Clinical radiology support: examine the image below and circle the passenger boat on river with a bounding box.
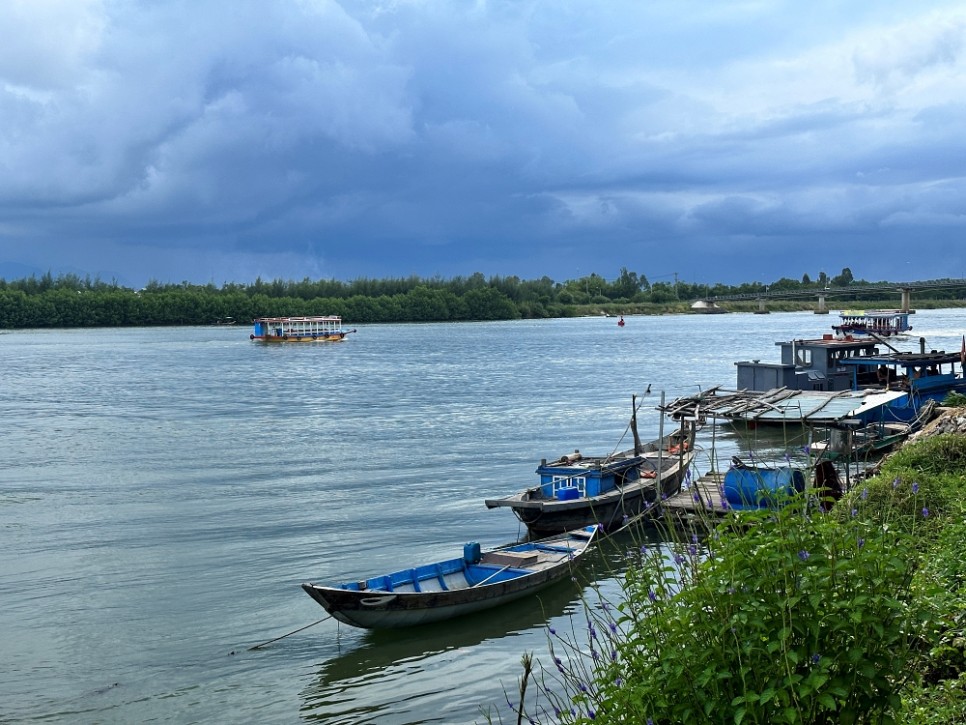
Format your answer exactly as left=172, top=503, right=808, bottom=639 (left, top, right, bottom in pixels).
left=250, top=316, right=356, bottom=342
left=832, top=309, right=913, bottom=338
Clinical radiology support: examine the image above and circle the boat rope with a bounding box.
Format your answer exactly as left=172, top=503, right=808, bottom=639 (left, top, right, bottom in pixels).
left=247, top=616, right=331, bottom=651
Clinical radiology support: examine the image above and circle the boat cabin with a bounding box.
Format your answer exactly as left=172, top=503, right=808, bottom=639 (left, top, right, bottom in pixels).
left=735, top=337, right=882, bottom=393
left=535, top=451, right=644, bottom=500
left=841, top=349, right=966, bottom=402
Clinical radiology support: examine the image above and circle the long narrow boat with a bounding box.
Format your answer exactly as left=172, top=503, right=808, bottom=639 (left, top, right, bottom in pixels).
left=250, top=315, right=356, bottom=342
left=484, top=419, right=697, bottom=537
left=301, top=525, right=598, bottom=629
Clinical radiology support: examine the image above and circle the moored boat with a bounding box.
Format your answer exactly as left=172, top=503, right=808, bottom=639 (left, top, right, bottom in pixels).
left=484, top=413, right=697, bottom=537
left=735, top=334, right=966, bottom=423
left=250, top=315, right=356, bottom=342
left=301, top=525, right=599, bottom=629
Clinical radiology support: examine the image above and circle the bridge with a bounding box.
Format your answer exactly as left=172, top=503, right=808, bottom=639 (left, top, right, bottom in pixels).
left=703, top=278, right=966, bottom=314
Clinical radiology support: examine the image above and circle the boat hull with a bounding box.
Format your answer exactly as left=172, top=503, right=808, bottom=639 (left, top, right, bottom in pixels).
left=301, top=527, right=597, bottom=629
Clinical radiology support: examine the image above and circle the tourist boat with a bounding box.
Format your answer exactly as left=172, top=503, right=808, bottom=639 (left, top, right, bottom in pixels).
left=484, top=412, right=697, bottom=537
left=300, top=525, right=599, bottom=629
left=250, top=316, right=356, bottom=342
left=832, top=309, right=913, bottom=338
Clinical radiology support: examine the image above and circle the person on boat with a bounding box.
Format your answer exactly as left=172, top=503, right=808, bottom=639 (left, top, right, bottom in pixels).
left=876, top=366, right=893, bottom=387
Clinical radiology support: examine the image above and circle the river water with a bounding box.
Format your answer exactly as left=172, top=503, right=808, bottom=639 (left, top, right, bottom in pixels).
left=3, top=309, right=965, bottom=723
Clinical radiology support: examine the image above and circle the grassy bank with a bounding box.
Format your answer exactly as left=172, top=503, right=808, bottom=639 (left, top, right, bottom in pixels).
left=499, top=413, right=966, bottom=724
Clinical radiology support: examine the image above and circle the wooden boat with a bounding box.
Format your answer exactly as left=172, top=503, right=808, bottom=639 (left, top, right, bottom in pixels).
left=301, top=525, right=599, bottom=629
left=484, top=413, right=696, bottom=537
left=250, top=315, right=356, bottom=342
left=734, top=334, right=966, bottom=423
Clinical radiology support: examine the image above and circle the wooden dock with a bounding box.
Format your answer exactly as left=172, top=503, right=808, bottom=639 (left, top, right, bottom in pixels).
left=663, top=471, right=730, bottom=522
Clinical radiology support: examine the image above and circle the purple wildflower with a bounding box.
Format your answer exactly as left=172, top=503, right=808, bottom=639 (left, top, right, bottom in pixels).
left=720, top=498, right=730, bottom=510
left=861, top=488, right=869, bottom=500
left=893, top=477, right=900, bottom=489
left=912, top=482, right=919, bottom=494
left=674, top=553, right=684, bottom=565
left=799, top=550, right=810, bottom=561
left=851, top=508, right=858, bottom=518
left=923, top=507, right=930, bottom=518
left=811, top=653, right=821, bottom=665
left=549, top=627, right=556, bottom=635
left=648, top=589, right=657, bottom=602
left=858, top=538, right=865, bottom=549
left=688, top=544, right=697, bottom=556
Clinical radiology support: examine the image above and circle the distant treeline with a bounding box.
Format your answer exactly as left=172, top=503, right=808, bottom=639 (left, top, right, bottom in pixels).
left=1, top=268, right=965, bottom=328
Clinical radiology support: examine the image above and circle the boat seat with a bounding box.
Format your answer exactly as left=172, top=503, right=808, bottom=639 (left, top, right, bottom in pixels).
left=434, top=564, right=449, bottom=590
left=534, top=544, right=575, bottom=554
left=410, top=569, right=421, bottom=593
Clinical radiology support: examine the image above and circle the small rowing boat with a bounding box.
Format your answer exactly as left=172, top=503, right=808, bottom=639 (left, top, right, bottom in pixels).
left=301, top=525, right=599, bottom=629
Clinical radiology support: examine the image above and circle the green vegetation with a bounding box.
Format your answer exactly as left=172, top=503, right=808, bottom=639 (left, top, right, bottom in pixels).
left=503, top=433, right=966, bottom=724
left=2, top=267, right=966, bottom=328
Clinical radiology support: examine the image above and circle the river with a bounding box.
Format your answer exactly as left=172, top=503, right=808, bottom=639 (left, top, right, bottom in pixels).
left=3, top=309, right=965, bottom=723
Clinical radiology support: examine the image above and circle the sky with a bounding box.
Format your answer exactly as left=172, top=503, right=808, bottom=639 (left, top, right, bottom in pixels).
left=1, top=0, right=965, bottom=289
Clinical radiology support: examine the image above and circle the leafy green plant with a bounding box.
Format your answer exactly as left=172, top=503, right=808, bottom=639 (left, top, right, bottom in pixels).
left=512, top=480, right=935, bottom=724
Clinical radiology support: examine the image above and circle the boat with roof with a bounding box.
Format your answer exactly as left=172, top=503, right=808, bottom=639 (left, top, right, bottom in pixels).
left=484, top=399, right=697, bottom=537
left=734, top=333, right=966, bottom=422
left=832, top=309, right=913, bottom=338
left=250, top=315, right=356, bottom=342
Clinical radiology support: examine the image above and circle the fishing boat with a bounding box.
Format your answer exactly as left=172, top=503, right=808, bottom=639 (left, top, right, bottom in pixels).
left=832, top=309, right=913, bottom=338
left=301, top=525, right=599, bottom=629
left=484, top=407, right=697, bottom=536
left=250, top=315, right=356, bottom=342
left=735, top=334, right=966, bottom=423
left=807, top=420, right=914, bottom=462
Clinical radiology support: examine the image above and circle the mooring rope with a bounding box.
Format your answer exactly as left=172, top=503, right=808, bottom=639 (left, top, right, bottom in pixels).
left=246, top=616, right=332, bottom=651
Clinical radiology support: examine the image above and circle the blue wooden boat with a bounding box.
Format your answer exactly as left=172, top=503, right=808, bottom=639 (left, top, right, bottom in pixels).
left=301, top=525, right=599, bottom=629
left=735, top=335, right=966, bottom=422
left=484, top=425, right=695, bottom=537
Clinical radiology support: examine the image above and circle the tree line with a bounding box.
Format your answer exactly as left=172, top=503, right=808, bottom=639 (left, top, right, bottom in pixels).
left=1, top=268, right=964, bottom=328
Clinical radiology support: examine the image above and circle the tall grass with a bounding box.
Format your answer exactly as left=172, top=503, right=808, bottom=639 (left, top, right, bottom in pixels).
left=496, top=432, right=966, bottom=724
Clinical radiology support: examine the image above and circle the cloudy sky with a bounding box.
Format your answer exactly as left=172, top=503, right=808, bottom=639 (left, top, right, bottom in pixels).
left=1, top=1, right=965, bottom=288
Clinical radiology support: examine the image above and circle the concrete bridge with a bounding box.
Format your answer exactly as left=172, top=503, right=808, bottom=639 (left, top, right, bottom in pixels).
left=703, top=279, right=966, bottom=314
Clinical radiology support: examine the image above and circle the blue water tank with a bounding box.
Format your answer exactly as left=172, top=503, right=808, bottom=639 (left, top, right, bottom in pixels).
left=556, top=486, right=580, bottom=501
left=723, top=467, right=805, bottom=510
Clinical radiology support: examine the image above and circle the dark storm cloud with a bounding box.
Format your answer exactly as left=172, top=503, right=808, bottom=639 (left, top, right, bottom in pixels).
left=0, top=1, right=965, bottom=287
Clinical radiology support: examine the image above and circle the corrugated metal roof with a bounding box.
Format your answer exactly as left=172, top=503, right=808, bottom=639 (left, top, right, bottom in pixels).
left=662, top=387, right=908, bottom=425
